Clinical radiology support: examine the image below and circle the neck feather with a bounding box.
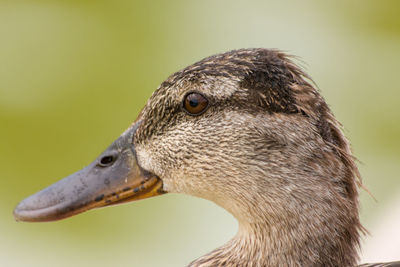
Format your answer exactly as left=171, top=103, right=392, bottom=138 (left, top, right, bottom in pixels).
left=186, top=109, right=363, bottom=266
left=189, top=194, right=361, bottom=267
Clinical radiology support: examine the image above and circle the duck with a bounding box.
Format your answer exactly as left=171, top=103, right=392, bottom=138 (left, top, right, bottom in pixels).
left=13, top=48, right=400, bottom=267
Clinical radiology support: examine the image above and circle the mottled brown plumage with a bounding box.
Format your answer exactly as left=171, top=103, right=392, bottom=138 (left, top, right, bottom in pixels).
left=133, top=48, right=397, bottom=266
left=14, top=48, right=400, bottom=267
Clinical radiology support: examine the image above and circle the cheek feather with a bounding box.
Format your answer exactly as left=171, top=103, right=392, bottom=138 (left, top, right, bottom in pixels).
left=135, top=146, right=159, bottom=177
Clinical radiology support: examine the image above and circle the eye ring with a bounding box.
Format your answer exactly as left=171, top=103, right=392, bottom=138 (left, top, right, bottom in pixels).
left=182, top=92, right=209, bottom=116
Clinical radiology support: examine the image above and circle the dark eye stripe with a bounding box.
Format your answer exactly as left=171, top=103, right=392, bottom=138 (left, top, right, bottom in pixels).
left=183, top=92, right=209, bottom=115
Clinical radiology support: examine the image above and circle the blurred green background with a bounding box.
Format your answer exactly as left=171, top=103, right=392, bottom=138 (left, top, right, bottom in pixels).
left=1, top=1, right=399, bottom=266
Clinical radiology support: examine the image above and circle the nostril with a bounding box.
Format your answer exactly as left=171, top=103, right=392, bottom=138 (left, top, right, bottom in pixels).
left=98, top=154, right=117, bottom=167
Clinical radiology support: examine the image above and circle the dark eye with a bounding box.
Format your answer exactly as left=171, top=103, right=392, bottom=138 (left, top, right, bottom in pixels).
left=183, top=92, right=209, bottom=115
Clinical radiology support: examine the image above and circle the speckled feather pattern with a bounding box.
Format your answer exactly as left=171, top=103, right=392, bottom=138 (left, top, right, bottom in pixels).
left=131, top=48, right=375, bottom=266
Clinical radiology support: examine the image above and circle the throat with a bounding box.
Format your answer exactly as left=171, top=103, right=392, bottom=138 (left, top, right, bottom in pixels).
left=188, top=223, right=273, bottom=267
left=189, top=216, right=360, bottom=267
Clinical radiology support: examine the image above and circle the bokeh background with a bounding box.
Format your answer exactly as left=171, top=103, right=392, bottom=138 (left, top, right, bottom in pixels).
left=1, top=1, right=399, bottom=266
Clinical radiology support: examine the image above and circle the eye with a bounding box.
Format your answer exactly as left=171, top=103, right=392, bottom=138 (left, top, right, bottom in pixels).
left=183, top=92, right=209, bottom=115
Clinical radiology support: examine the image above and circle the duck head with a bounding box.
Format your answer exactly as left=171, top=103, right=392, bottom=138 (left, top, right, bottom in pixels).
left=14, top=48, right=363, bottom=266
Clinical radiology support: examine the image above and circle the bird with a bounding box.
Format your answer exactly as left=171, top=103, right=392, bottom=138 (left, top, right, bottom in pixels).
left=14, top=48, right=400, bottom=267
